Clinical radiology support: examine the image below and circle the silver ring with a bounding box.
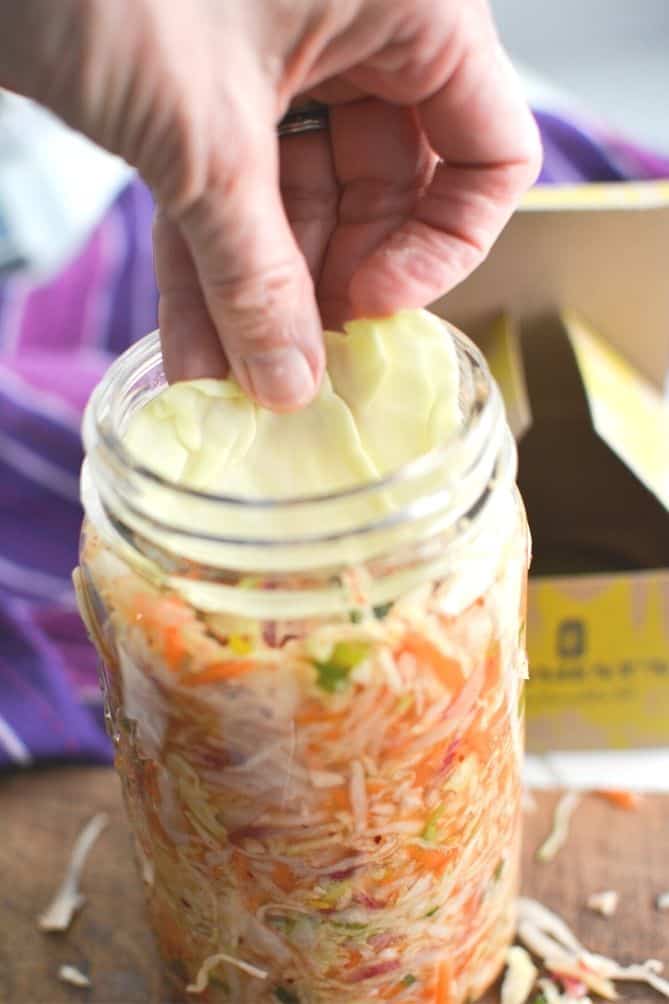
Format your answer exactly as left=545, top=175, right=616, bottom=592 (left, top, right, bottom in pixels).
left=278, top=103, right=330, bottom=138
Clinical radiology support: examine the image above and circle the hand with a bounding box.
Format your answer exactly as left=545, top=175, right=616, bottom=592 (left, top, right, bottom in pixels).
left=0, top=0, right=541, bottom=410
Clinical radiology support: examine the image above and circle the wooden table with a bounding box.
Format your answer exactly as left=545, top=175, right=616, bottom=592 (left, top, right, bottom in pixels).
left=1, top=768, right=667, bottom=1003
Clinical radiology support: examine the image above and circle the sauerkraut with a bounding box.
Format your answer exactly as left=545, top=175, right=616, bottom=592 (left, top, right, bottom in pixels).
left=77, top=498, right=528, bottom=1004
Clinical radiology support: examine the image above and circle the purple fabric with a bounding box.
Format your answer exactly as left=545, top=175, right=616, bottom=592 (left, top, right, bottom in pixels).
left=535, top=111, right=628, bottom=184
left=0, top=181, right=157, bottom=766
left=0, top=113, right=668, bottom=768
left=534, top=109, right=669, bottom=183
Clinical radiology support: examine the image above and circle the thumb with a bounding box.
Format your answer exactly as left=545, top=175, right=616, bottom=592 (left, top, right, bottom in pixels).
left=174, top=122, right=325, bottom=411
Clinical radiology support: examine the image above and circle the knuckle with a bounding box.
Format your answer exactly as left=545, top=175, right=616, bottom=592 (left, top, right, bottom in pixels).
left=142, top=92, right=212, bottom=211
left=281, top=185, right=339, bottom=224
left=151, top=90, right=266, bottom=215
left=340, top=177, right=426, bottom=225
left=205, top=262, right=309, bottom=348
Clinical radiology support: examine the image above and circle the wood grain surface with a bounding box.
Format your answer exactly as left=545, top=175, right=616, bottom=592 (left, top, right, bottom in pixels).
left=1, top=768, right=667, bottom=1004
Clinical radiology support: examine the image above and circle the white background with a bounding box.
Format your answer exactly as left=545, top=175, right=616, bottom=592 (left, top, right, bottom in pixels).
left=492, top=0, right=669, bottom=153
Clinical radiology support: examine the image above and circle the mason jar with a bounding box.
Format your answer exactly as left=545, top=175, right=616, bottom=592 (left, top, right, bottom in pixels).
left=75, top=323, right=529, bottom=1004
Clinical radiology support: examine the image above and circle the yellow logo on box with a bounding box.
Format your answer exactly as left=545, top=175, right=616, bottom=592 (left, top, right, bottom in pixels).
left=526, top=573, right=669, bottom=751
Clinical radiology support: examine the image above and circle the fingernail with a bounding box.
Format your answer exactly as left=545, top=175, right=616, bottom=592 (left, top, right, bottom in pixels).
left=245, top=346, right=316, bottom=409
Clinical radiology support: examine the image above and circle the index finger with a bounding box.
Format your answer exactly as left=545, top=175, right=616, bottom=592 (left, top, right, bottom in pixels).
left=348, top=20, right=542, bottom=315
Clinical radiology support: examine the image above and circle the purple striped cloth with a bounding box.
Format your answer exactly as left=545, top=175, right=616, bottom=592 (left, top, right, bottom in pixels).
left=0, top=182, right=158, bottom=765
left=0, top=113, right=668, bottom=768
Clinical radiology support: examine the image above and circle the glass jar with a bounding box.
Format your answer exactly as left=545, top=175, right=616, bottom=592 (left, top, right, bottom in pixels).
left=75, top=325, right=529, bottom=1004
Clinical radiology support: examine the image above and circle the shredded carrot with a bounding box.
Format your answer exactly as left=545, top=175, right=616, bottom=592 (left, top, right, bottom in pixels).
left=163, top=625, right=185, bottom=669
left=296, top=701, right=347, bottom=727
left=406, top=845, right=449, bottom=874
left=378, top=980, right=406, bottom=1000
left=179, top=660, right=255, bottom=686
left=272, top=862, right=296, bottom=893
left=594, top=789, right=642, bottom=811
left=483, top=643, right=502, bottom=690
left=328, top=787, right=350, bottom=812
left=412, top=753, right=442, bottom=789
left=400, top=636, right=462, bottom=690
left=464, top=730, right=492, bottom=763
left=435, top=961, right=452, bottom=1004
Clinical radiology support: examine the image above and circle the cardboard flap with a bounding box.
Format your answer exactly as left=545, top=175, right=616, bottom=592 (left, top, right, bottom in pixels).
left=475, top=315, right=531, bottom=440
left=521, top=314, right=592, bottom=427
left=432, top=183, right=669, bottom=391
left=564, top=312, right=669, bottom=510
left=514, top=316, right=669, bottom=576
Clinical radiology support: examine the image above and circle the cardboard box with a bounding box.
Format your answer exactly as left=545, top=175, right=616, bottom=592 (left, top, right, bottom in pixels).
left=441, top=181, right=669, bottom=392
left=432, top=182, right=669, bottom=752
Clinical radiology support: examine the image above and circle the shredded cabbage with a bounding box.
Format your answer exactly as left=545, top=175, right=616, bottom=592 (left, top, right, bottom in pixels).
left=501, top=946, right=537, bottom=1004
left=78, top=499, right=529, bottom=1003
left=58, top=965, right=91, bottom=988
left=187, top=951, right=268, bottom=993
left=586, top=890, right=618, bottom=918
left=38, top=813, right=108, bottom=932
left=536, top=793, right=581, bottom=864
left=517, top=898, right=669, bottom=1000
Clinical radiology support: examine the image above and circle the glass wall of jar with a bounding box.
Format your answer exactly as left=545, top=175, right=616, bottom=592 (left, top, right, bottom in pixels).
left=75, top=325, right=529, bottom=1004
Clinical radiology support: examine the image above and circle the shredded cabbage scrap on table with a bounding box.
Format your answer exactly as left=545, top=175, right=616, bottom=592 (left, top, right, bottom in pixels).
left=586, top=891, right=619, bottom=918
left=38, top=813, right=109, bottom=932
left=58, top=965, right=91, bottom=988
left=536, top=793, right=582, bottom=864
left=500, top=897, right=669, bottom=1002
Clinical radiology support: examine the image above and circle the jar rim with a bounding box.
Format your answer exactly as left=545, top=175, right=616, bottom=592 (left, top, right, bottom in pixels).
left=83, top=323, right=504, bottom=511
left=80, top=321, right=518, bottom=607
left=80, top=321, right=518, bottom=603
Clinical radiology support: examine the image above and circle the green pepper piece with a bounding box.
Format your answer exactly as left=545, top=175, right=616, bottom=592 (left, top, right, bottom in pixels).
left=373, top=602, right=393, bottom=620
left=421, top=802, right=446, bottom=842
left=314, top=642, right=369, bottom=693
